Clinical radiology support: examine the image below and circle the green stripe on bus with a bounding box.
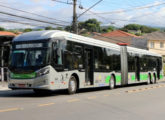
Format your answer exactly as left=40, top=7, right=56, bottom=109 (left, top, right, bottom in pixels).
left=140, top=74, right=148, bottom=81
left=105, top=76, right=111, bottom=83
left=160, top=74, right=163, bottom=79
left=10, top=72, right=36, bottom=79
left=131, top=75, right=136, bottom=81
left=116, top=75, right=121, bottom=83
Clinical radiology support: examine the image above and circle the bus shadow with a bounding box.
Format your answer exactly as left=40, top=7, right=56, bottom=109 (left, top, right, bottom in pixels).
left=0, top=82, right=148, bottom=98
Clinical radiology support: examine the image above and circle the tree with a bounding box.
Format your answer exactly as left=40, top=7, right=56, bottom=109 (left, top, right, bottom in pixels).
left=124, top=24, right=141, bottom=31
left=23, top=28, right=33, bottom=32
left=101, top=26, right=115, bottom=33
left=45, top=26, right=54, bottom=30
left=56, top=27, right=63, bottom=30
left=0, top=27, right=5, bottom=31
left=78, top=19, right=101, bottom=32
left=140, top=25, right=158, bottom=33
left=120, top=24, right=159, bottom=34
left=65, top=26, right=72, bottom=32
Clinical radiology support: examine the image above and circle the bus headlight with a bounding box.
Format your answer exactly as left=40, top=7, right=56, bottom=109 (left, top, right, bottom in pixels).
left=36, top=67, right=50, bottom=77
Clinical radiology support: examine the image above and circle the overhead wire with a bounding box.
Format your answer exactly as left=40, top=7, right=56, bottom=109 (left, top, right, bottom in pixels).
left=93, top=1, right=165, bottom=15
left=0, top=18, right=50, bottom=27
left=0, top=3, right=70, bottom=24
left=0, top=11, right=67, bottom=27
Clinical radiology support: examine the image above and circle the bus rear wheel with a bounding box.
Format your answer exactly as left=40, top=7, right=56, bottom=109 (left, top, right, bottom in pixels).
left=109, top=76, right=115, bottom=89
left=68, top=76, right=77, bottom=94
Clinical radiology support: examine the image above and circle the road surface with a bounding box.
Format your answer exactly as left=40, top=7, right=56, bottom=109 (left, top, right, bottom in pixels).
left=0, top=81, right=165, bottom=120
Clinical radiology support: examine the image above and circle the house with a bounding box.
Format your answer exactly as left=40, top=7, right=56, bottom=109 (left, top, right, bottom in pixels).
left=142, top=31, right=165, bottom=62
left=92, top=30, right=147, bottom=49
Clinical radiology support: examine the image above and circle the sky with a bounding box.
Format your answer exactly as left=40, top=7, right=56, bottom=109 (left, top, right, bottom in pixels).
left=0, top=0, right=165, bottom=29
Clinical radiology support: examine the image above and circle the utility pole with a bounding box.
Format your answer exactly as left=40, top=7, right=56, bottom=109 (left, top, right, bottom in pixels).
left=72, top=0, right=78, bottom=34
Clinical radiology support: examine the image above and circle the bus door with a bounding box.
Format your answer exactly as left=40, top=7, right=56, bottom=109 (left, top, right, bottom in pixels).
left=84, top=48, right=94, bottom=85
left=156, top=58, right=160, bottom=79
left=135, top=56, right=140, bottom=81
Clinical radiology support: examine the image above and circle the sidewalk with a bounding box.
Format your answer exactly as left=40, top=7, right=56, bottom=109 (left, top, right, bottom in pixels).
left=0, top=82, right=10, bottom=91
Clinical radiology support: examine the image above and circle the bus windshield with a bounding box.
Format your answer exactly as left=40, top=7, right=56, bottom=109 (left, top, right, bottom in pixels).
left=10, top=49, right=50, bottom=69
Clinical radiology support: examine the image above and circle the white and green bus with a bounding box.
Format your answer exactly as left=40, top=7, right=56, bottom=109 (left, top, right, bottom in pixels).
left=8, top=30, right=163, bottom=94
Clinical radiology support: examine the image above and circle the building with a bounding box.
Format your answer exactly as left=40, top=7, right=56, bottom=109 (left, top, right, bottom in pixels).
left=92, top=30, right=147, bottom=49
left=0, top=31, right=16, bottom=81
left=142, top=31, right=165, bottom=62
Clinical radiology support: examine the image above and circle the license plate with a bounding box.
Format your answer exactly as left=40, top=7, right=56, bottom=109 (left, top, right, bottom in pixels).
left=18, top=84, right=25, bottom=88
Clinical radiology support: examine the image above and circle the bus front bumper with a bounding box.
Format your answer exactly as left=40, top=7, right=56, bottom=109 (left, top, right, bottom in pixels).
left=8, top=76, right=50, bottom=90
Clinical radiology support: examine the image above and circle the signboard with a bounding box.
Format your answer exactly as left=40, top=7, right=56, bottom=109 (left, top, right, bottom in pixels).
left=16, top=43, right=42, bottom=49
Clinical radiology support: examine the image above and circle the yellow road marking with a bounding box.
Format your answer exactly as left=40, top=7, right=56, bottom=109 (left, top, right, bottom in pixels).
left=88, top=96, right=97, bottom=99
left=38, top=103, right=55, bottom=107
left=67, top=99, right=80, bottom=103
left=126, top=84, right=165, bottom=93
left=0, top=108, right=21, bottom=113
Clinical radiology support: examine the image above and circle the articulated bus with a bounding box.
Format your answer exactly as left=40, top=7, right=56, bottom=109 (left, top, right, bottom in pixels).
left=8, top=30, right=163, bottom=94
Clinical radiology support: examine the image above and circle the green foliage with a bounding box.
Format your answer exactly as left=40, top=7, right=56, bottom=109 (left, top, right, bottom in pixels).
left=65, top=26, right=72, bottom=32
left=45, top=26, right=54, bottom=30
left=140, top=25, right=158, bottom=33
left=135, top=33, right=142, bottom=36
left=101, top=26, right=115, bottom=33
left=124, top=24, right=141, bottom=31
left=23, top=28, right=33, bottom=32
left=0, top=27, right=5, bottom=31
left=78, top=19, right=101, bottom=32
left=35, top=29, right=44, bottom=31
left=56, top=27, right=63, bottom=30
left=121, top=24, right=159, bottom=34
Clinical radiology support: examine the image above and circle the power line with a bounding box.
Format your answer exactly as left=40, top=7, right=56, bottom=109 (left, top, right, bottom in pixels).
left=77, top=0, right=103, bottom=18
left=0, top=3, right=70, bottom=24
left=52, top=0, right=73, bottom=5
left=91, top=2, right=165, bottom=15
left=0, top=18, right=49, bottom=27
left=0, top=11, right=67, bottom=27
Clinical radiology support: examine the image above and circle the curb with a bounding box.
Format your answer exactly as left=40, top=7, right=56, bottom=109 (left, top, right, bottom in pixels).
left=0, top=83, right=10, bottom=91
left=0, top=88, right=10, bottom=91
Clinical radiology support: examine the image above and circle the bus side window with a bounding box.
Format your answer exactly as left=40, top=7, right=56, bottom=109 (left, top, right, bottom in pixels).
left=63, top=41, right=73, bottom=70
left=64, top=51, right=73, bottom=70
left=72, top=44, right=83, bottom=69
left=52, top=41, right=62, bottom=65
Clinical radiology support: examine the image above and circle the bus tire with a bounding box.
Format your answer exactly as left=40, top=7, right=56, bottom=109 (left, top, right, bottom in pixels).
left=68, top=76, right=77, bottom=94
left=109, top=75, right=115, bottom=89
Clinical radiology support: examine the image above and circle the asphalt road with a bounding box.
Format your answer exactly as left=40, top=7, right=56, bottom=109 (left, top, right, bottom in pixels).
left=1, top=81, right=165, bottom=120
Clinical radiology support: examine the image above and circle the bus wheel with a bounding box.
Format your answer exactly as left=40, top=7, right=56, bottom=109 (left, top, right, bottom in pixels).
left=68, top=76, right=77, bottom=94
left=109, top=76, right=115, bottom=89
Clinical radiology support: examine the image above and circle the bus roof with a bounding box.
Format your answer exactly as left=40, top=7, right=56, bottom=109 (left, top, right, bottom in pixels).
left=13, top=30, right=161, bottom=57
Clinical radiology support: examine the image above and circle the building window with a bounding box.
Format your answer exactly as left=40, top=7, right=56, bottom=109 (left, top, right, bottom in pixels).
left=150, top=42, right=154, bottom=48
left=160, top=42, right=164, bottom=48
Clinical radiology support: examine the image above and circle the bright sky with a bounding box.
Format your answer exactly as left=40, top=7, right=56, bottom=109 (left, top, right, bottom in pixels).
left=0, top=0, right=165, bottom=29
